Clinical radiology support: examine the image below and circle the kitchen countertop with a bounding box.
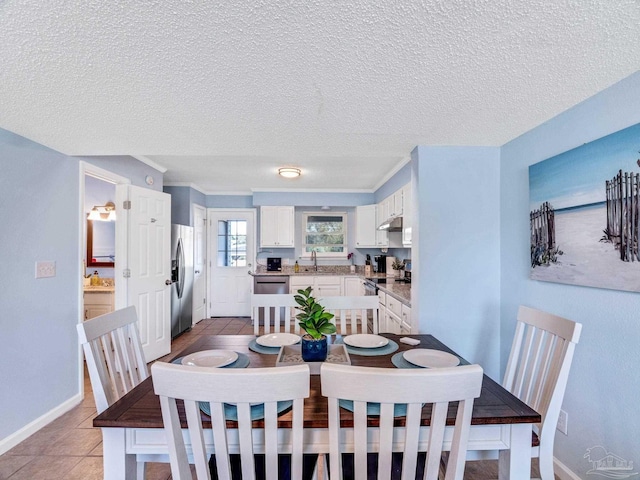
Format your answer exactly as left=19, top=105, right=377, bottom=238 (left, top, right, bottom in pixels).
left=83, top=285, right=115, bottom=292
left=369, top=278, right=411, bottom=307
left=250, top=268, right=411, bottom=307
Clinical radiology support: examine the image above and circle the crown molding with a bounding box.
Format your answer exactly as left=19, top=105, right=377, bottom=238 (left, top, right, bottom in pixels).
left=131, top=155, right=168, bottom=173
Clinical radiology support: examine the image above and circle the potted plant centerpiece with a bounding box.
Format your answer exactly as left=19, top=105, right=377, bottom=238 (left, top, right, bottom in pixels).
left=391, top=258, right=404, bottom=278
left=294, top=286, right=336, bottom=362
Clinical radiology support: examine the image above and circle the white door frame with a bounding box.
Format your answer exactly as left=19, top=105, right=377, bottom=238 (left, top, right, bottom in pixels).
left=206, top=208, right=257, bottom=317
left=78, top=162, right=130, bottom=396
left=192, top=203, right=207, bottom=324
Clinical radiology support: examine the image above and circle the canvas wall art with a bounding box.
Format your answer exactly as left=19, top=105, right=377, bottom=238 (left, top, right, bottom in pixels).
left=529, top=122, right=640, bottom=293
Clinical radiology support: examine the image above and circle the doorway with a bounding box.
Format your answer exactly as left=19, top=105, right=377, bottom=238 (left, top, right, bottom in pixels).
left=207, top=209, right=256, bottom=317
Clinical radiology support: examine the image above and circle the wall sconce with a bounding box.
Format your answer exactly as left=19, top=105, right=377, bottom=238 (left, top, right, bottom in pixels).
left=88, top=202, right=116, bottom=221
left=278, top=167, right=301, bottom=178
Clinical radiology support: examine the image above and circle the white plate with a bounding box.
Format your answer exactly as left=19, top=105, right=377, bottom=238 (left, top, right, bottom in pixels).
left=181, top=350, right=238, bottom=368
left=256, top=333, right=301, bottom=347
left=403, top=349, right=460, bottom=368
left=343, top=334, right=389, bottom=349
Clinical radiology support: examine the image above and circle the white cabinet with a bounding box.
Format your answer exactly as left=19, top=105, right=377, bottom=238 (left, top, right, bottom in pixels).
left=84, top=291, right=115, bottom=320
left=356, top=203, right=389, bottom=248
left=316, top=276, right=342, bottom=297
left=391, top=189, right=403, bottom=217
left=355, top=205, right=378, bottom=248
left=260, top=206, right=294, bottom=247
left=374, top=203, right=389, bottom=247
left=344, top=276, right=365, bottom=296
left=401, top=303, right=412, bottom=334
left=289, top=275, right=343, bottom=297
left=402, top=183, right=412, bottom=247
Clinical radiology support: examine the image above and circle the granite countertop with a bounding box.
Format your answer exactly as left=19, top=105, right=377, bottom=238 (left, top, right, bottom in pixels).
left=251, top=265, right=362, bottom=276
left=374, top=280, right=411, bottom=307
left=250, top=267, right=411, bottom=306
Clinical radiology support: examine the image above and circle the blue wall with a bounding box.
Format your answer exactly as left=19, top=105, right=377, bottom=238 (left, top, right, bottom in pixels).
left=0, top=131, right=79, bottom=440
left=0, top=128, right=163, bottom=449
left=500, top=71, right=640, bottom=475
left=414, top=146, right=501, bottom=378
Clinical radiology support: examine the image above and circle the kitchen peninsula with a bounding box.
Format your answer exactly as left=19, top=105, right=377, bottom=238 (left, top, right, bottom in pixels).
left=250, top=266, right=412, bottom=333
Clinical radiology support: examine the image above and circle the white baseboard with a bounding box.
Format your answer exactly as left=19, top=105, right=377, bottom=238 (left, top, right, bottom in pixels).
left=0, top=394, right=83, bottom=455
left=554, top=456, right=582, bottom=480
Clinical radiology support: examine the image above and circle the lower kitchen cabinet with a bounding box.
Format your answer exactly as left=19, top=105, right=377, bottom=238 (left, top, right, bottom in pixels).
left=289, top=275, right=343, bottom=297
left=344, top=276, right=365, bottom=296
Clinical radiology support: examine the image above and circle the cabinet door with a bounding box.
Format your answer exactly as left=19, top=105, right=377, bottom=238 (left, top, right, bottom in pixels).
left=260, top=206, right=279, bottom=247
left=401, top=304, right=412, bottom=333
left=355, top=205, right=377, bottom=248
left=275, top=206, right=294, bottom=246
left=393, top=189, right=403, bottom=216
left=375, top=203, right=389, bottom=247
left=289, top=276, right=313, bottom=294
left=344, top=276, right=364, bottom=296
left=260, top=206, right=294, bottom=247
left=316, top=276, right=342, bottom=297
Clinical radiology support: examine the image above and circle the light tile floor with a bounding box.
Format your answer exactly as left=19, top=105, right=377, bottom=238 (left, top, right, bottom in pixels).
left=0, top=317, right=543, bottom=479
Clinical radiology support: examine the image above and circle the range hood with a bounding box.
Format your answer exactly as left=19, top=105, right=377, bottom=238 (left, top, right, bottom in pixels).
left=378, top=216, right=403, bottom=232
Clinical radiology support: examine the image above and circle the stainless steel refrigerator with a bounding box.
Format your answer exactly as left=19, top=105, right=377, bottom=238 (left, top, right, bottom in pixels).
left=170, top=224, right=194, bottom=338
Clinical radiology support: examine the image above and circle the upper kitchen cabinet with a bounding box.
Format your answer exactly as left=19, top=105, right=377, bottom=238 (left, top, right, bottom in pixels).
left=355, top=204, right=388, bottom=248
left=260, top=206, right=295, bottom=247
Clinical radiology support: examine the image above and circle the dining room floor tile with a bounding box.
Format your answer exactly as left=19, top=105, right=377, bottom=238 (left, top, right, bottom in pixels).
left=0, top=316, right=548, bottom=479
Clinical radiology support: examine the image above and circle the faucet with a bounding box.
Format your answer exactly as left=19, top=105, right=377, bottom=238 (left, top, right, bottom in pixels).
left=311, top=250, right=317, bottom=271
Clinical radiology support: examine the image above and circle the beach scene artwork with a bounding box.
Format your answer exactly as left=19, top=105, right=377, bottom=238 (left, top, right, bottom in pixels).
left=529, top=122, right=640, bottom=293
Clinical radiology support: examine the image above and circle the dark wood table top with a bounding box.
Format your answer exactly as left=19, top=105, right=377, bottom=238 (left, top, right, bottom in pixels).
left=94, top=334, right=540, bottom=430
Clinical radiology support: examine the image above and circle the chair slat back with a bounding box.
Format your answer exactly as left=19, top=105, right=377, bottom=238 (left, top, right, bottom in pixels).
left=503, top=306, right=582, bottom=440
left=77, top=306, right=148, bottom=413
left=321, top=363, right=483, bottom=480
left=321, top=295, right=380, bottom=335
left=152, top=363, right=310, bottom=480
left=250, top=294, right=300, bottom=335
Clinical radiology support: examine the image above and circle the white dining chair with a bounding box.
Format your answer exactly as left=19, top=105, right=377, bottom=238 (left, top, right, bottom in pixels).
left=152, top=362, right=311, bottom=480
left=76, top=305, right=149, bottom=478
left=250, top=293, right=300, bottom=335
left=500, top=305, right=582, bottom=480
left=321, top=362, right=484, bottom=480
left=321, top=295, right=380, bottom=335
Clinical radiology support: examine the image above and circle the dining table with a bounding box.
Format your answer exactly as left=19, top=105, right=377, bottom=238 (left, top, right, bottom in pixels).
left=94, top=333, right=540, bottom=479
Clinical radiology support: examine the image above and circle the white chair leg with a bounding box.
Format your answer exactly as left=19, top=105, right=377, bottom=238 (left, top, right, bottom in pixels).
left=136, top=460, right=146, bottom=480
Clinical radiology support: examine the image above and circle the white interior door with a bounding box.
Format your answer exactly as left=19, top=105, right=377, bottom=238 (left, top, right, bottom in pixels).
left=207, top=209, right=255, bottom=317
left=116, top=184, right=172, bottom=361
left=192, top=204, right=207, bottom=324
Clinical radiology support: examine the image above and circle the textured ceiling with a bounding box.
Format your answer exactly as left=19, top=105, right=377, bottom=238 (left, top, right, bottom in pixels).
left=1, top=1, right=639, bottom=193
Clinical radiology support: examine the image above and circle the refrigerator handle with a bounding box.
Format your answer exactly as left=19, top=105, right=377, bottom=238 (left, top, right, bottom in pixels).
left=177, top=238, right=184, bottom=298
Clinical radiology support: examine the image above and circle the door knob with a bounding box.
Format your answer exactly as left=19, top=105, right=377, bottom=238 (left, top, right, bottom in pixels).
left=165, top=279, right=172, bottom=285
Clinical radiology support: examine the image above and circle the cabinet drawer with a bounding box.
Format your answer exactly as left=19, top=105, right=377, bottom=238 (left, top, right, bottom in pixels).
left=377, top=290, right=386, bottom=306
left=386, top=295, right=403, bottom=318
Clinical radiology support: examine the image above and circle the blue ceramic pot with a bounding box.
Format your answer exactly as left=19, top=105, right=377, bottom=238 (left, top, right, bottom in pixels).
left=301, top=335, right=328, bottom=362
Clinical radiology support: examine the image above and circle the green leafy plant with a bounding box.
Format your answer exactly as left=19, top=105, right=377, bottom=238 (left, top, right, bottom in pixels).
left=391, top=259, right=404, bottom=270
left=294, top=286, right=336, bottom=340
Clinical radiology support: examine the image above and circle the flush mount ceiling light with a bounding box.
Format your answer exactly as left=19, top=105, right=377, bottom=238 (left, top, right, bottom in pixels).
left=278, top=167, right=301, bottom=178
left=88, top=201, right=116, bottom=221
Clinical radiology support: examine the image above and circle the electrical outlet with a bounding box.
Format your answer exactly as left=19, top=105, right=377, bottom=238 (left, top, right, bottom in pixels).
left=557, top=409, right=568, bottom=435
left=35, top=261, right=56, bottom=279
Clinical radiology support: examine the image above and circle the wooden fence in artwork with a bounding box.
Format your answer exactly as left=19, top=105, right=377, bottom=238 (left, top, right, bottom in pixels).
left=606, top=170, right=640, bottom=262
left=530, top=202, right=555, bottom=253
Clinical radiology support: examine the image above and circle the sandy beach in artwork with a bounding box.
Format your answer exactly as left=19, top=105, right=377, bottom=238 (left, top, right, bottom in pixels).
left=530, top=205, right=640, bottom=292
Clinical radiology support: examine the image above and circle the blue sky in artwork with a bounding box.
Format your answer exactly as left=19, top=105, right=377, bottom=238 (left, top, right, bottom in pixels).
left=529, top=123, right=640, bottom=210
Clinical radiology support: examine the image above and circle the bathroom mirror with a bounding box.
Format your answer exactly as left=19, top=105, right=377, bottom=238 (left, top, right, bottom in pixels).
left=87, top=219, right=115, bottom=267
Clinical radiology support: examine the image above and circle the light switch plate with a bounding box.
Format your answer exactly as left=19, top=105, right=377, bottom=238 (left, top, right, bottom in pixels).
left=35, top=261, right=56, bottom=278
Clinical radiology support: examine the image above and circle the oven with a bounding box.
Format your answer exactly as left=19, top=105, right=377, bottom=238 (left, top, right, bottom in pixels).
left=363, top=279, right=378, bottom=297
left=363, top=279, right=378, bottom=333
